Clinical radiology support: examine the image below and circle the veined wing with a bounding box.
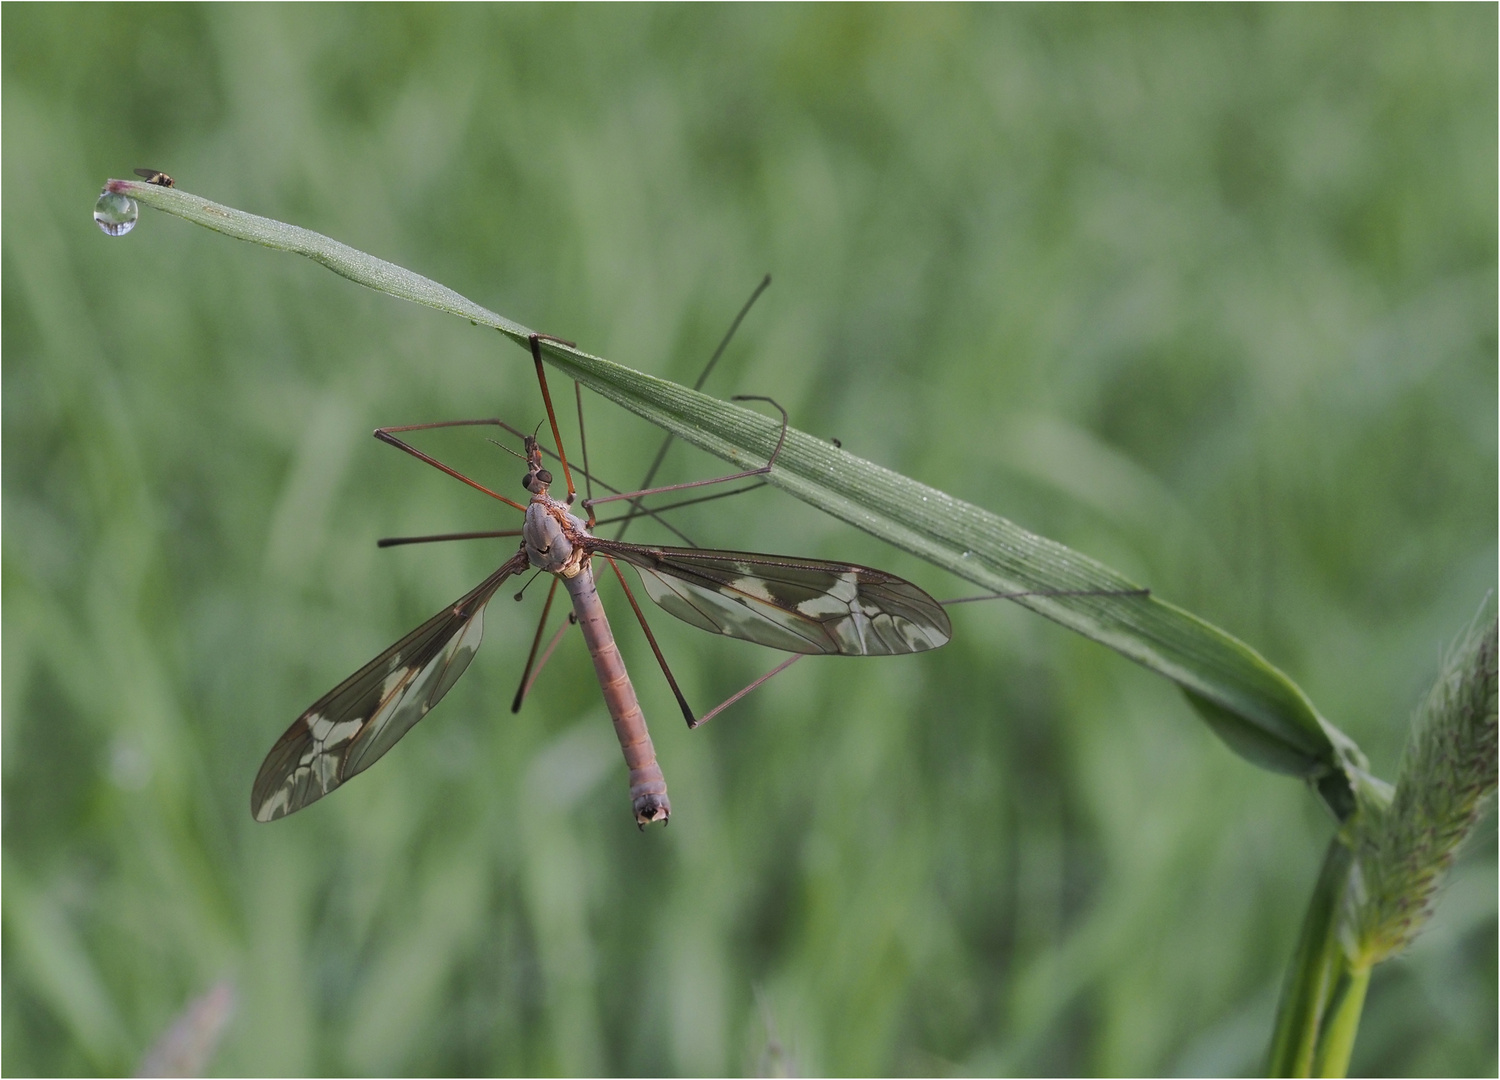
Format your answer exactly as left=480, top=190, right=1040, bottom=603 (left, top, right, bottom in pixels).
left=251, top=552, right=530, bottom=822
left=591, top=540, right=951, bottom=656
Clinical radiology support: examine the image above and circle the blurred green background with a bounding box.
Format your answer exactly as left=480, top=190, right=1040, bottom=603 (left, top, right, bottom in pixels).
left=3, top=5, right=1495, bottom=1076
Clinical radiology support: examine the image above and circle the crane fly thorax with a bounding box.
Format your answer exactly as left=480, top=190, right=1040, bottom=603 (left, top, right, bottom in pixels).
left=523, top=496, right=591, bottom=577
left=518, top=433, right=591, bottom=577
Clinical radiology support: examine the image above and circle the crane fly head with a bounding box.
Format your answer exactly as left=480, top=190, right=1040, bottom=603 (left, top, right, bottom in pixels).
left=520, top=435, right=553, bottom=494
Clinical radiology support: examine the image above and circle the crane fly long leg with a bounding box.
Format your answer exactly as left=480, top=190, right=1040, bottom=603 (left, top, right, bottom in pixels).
left=512, top=577, right=561, bottom=713
left=692, top=653, right=804, bottom=730
left=941, top=587, right=1151, bottom=606
left=378, top=528, right=525, bottom=548
left=584, top=395, right=789, bottom=510
left=571, top=377, right=598, bottom=528
left=517, top=611, right=578, bottom=710
left=575, top=381, right=594, bottom=508
left=602, top=555, right=697, bottom=728
left=527, top=333, right=578, bottom=503
left=673, top=587, right=1152, bottom=730
left=568, top=372, right=764, bottom=538
left=590, top=481, right=767, bottom=532
left=374, top=420, right=527, bottom=512
left=692, top=274, right=772, bottom=395
left=615, top=274, right=772, bottom=541
left=546, top=304, right=770, bottom=541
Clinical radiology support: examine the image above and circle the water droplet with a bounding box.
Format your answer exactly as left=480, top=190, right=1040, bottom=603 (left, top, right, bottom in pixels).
left=94, top=189, right=138, bottom=236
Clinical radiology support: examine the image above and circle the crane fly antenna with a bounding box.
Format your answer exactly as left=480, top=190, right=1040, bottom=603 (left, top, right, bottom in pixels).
left=615, top=274, right=771, bottom=540
left=486, top=438, right=528, bottom=462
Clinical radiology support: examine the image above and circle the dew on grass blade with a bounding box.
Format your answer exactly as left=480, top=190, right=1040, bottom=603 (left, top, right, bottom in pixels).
left=94, top=189, right=138, bottom=236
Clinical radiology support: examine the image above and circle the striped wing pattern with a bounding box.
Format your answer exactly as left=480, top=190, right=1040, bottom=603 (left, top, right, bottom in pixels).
left=251, top=553, right=529, bottom=822
left=593, top=541, right=951, bottom=656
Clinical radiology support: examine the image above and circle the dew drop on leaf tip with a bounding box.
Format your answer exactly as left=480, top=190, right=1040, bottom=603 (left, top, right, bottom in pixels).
left=94, top=189, right=138, bottom=236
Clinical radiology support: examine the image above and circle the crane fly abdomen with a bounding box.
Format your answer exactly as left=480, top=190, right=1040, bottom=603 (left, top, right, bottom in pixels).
left=564, top=565, right=670, bottom=825
left=524, top=479, right=669, bottom=825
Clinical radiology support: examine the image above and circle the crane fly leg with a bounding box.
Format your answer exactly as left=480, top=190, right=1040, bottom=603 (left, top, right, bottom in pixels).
left=377, top=528, right=525, bottom=549
left=590, top=481, right=769, bottom=535
left=940, top=587, right=1152, bottom=605
left=527, top=333, right=578, bottom=503
left=373, top=419, right=528, bottom=512
left=691, top=653, right=805, bottom=729
left=583, top=394, right=789, bottom=513
left=601, top=556, right=697, bottom=728
left=680, top=589, right=1153, bottom=731
left=521, top=613, right=578, bottom=708
left=512, top=577, right=561, bottom=713
left=512, top=577, right=582, bottom=713
left=575, top=381, right=594, bottom=509
left=614, top=274, right=771, bottom=541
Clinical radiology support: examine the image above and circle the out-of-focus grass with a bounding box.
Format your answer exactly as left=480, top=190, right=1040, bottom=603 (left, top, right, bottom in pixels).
left=3, top=6, right=1494, bottom=1076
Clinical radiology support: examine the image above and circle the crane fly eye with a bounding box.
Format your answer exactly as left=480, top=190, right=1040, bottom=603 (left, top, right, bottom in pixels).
left=522, top=472, right=535, bottom=490
left=536, top=468, right=553, bottom=485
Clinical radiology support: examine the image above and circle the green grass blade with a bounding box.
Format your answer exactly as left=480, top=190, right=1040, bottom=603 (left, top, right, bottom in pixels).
left=1266, top=837, right=1355, bottom=1077
left=1312, top=966, right=1370, bottom=1079
left=105, top=179, right=532, bottom=339
left=114, top=180, right=1356, bottom=811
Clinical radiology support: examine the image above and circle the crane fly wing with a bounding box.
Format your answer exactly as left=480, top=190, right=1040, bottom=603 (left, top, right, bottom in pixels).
left=591, top=541, right=951, bottom=656
left=251, top=552, right=529, bottom=822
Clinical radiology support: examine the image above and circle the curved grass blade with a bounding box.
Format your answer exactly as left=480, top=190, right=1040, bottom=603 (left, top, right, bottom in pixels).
left=114, top=179, right=1361, bottom=815
left=105, top=178, right=531, bottom=339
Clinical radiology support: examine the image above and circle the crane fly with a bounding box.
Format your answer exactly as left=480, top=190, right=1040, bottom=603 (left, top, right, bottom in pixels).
left=251, top=333, right=952, bottom=826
